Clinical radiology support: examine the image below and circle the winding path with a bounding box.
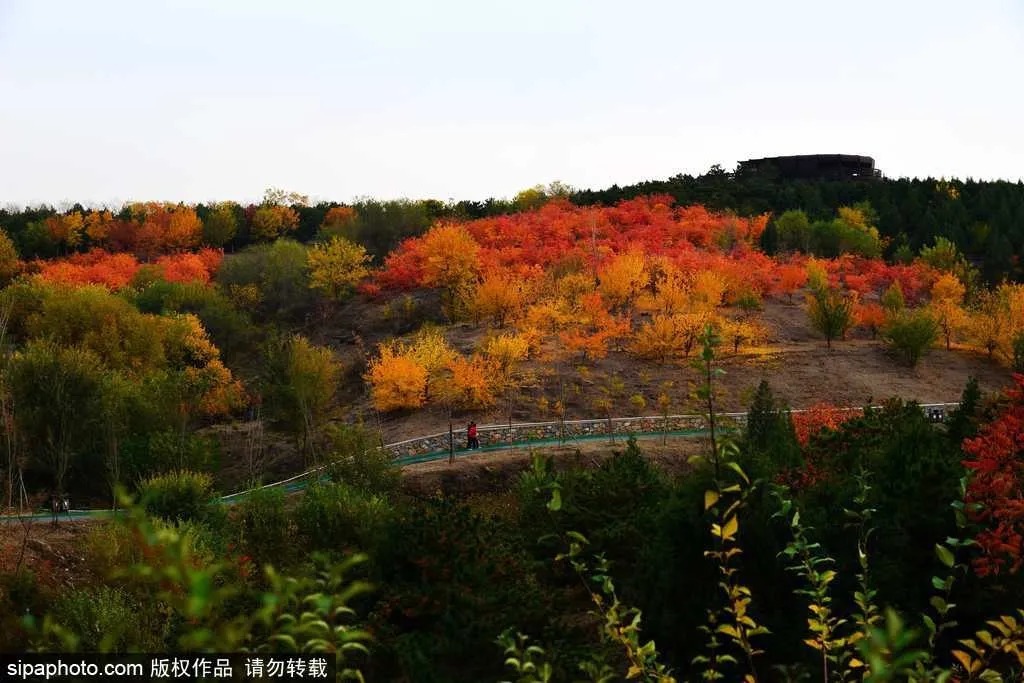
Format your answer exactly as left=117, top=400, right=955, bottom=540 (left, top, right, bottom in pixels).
left=0, top=402, right=960, bottom=524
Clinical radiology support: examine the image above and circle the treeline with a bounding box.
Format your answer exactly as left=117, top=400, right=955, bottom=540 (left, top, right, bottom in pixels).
left=572, top=167, right=1024, bottom=283
left=0, top=192, right=523, bottom=264
left=5, top=168, right=1024, bottom=279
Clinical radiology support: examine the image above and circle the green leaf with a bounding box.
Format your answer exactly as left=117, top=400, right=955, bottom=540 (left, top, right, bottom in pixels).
left=935, top=544, right=955, bottom=568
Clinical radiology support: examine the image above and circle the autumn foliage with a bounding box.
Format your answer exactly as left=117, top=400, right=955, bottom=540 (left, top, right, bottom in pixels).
left=790, top=403, right=861, bottom=446
left=962, top=374, right=1024, bottom=576
left=35, top=248, right=223, bottom=289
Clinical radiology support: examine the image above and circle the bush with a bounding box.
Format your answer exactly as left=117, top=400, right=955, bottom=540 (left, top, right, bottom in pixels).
left=293, top=482, right=394, bottom=554
left=123, top=431, right=220, bottom=481
left=139, top=470, right=215, bottom=523
left=882, top=309, right=939, bottom=367
left=82, top=522, right=146, bottom=580
left=51, top=586, right=165, bottom=651
left=235, top=486, right=291, bottom=567
left=325, top=424, right=400, bottom=496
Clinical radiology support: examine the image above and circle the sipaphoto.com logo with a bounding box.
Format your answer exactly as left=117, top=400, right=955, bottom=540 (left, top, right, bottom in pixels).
left=4, top=656, right=144, bottom=681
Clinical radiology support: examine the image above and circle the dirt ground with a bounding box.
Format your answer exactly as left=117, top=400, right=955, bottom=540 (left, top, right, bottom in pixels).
left=0, top=520, right=99, bottom=592
left=203, top=295, right=1013, bottom=492
left=355, top=298, right=1013, bottom=443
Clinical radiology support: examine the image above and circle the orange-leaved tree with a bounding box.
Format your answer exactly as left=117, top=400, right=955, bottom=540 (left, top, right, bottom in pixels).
left=853, top=301, right=887, bottom=340
left=250, top=204, right=300, bottom=242
left=365, top=343, right=428, bottom=412
left=416, top=223, right=480, bottom=320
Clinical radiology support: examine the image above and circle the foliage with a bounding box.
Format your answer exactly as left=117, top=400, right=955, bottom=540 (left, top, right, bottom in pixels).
left=962, top=374, right=1024, bottom=577
left=365, top=343, right=428, bottom=412
left=308, top=236, right=371, bottom=302
left=138, top=470, right=215, bottom=523
left=323, top=423, right=400, bottom=496
left=216, top=239, right=311, bottom=321
left=293, top=482, right=395, bottom=556
left=881, top=309, right=940, bottom=367
left=806, top=287, right=853, bottom=350
left=263, top=334, right=341, bottom=462
left=234, top=486, right=291, bottom=569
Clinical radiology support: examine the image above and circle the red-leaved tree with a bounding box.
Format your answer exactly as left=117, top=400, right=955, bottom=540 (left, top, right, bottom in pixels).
left=962, top=374, right=1024, bottom=576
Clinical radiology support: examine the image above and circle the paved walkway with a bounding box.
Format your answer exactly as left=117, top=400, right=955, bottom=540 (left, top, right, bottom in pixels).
left=0, top=429, right=709, bottom=524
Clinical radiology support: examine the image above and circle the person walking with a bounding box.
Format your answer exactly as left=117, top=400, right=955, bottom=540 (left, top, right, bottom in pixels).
left=467, top=421, right=479, bottom=449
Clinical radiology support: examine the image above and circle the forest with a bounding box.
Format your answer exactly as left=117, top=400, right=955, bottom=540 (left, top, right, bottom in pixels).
left=1, top=175, right=1023, bottom=681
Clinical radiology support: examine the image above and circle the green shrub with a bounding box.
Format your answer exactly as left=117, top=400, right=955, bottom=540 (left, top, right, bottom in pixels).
left=325, top=424, right=400, bottom=496
left=139, top=470, right=215, bottom=523
left=123, top=431, right=220, bottom=481
left=882, top=309, right=939, bottom=367
left=293, top=482, right=394, bottom=554
left=51, top=587, right=165, bottom=651
left=235, top=486, right=291, bottom=567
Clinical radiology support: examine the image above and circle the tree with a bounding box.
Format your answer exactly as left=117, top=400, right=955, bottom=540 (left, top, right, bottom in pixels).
left=416, top=223, right=480, bottom=320
left=854, top=301, right=886, bottom=339
left=774, top=210, right=811, bottom=253
left=319, top=206, right=359, bottom=241
left=7, top=341, right=104, bottom=492
left=962, top=374, right=1024, bottom=576
left=250, top=204, right=300, bottom=242
left=689, top=270, right=727, bottom=313
left=307, top=236, right=371, bottom=302
left=0, top=229, right=20, bottom=285
left=366, top=344, right=428, bottom=412
left=929, top=273, right=968, bottom=350
left=776, top=262, right=808, bottom=303
left=970, top=291, right=1003, bottom=359
left=632, top=314, right=689, bottom=364
left=471, top=270, right=528, bottom=327
left=202, top=202, right=239, bottom=248
left=598, top=250, right=648, bottom=312
left=435, top=355, right=496, bottom=411
left=881, top=309, right=939, bottom=367
left=217, top=239, right=311, bottom=321
left=265, top=335, right=341, bottom=463
left=806, top=287, right=853, bottom=350
left=718, top=318, right=763, bottom=354
left=881, top=281, right=905, bottom=314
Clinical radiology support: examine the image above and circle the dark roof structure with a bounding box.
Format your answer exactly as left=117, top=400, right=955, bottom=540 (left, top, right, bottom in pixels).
left=737, top=154, right=880, bottom=181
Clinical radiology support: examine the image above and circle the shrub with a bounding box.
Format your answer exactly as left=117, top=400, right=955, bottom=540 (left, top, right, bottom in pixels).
left=82, top=522, right=146, bottom=580
left=882, top=309, right=939, bottom=367
left=324, top=424, right=400, bottom=496
left=293, top=482, right=395, bottom=554
left=807, top=286, right=853, bottom=349
left=123, top=431, right=220, bottom=481
left=235, top=486, right=291, bottom=567
left=139, top=470, right=215, bottom=523
left=51, top=587, right=165, bottom=651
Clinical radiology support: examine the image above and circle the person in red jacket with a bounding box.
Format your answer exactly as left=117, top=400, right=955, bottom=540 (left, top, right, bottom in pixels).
left=467, top=422, right=479, bottom=449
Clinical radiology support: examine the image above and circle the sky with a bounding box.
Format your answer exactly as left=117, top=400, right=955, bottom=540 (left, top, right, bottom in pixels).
left=1, top=0, right=1022, bottom=207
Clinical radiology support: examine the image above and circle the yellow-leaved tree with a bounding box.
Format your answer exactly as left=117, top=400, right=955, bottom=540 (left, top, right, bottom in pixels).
left=929, top=273, right=968, bottom=350
left=308, top=236, right=371, bottom=302
left=416, top=223, right=480, bottom=320
left=366, top=344, right=428, bottom=412
left=598, top=250, right=648, bottom=312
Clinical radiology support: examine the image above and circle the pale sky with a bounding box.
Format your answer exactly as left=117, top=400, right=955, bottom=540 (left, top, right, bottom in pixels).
left=1, top=0, right=1022, bottom=207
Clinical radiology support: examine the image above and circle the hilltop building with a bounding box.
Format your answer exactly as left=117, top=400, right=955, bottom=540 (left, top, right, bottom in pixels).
left=737, top=154, right=880, bottom=181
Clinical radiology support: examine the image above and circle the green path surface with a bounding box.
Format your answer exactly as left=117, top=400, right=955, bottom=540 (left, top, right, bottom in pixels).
left=0, top=429, right=711, bottom=523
